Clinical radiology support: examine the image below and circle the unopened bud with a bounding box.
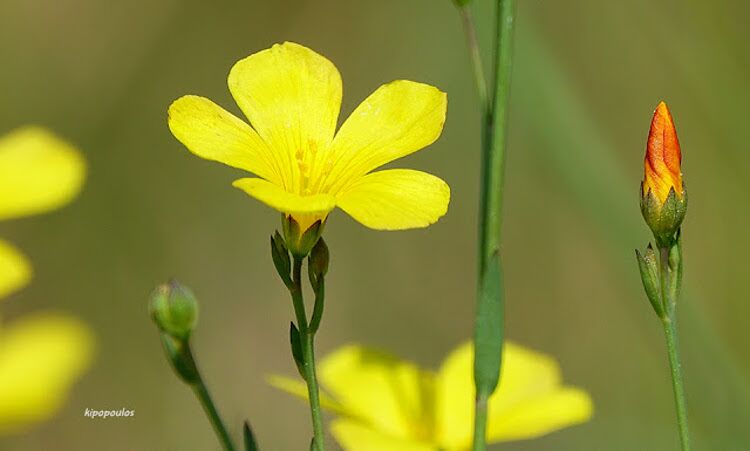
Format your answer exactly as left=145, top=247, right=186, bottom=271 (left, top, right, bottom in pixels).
left=150, top=280, right=199, bottom=341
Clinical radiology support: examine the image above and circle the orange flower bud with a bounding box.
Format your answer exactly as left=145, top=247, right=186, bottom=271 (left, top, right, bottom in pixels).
left=642, top=101, right=683, bottom=205
left=640, top=102, right=687, bottom=248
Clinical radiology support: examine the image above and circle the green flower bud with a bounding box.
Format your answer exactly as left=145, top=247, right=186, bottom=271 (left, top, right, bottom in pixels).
left=281, top=214, right=325, bottom=258
left=150, top=280, right=199, bottom=340
left=635, top=244, right=664, bottom=318
left=640, top=186, right=687, bottom=248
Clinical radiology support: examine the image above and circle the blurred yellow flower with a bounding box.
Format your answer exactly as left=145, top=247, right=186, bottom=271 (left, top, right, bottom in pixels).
left=0, top=126, right=86, bottom=298
left=169, top=42, right=450, bottom=233
left=0, top=314, right=93, bottom=433
left=271, top=341, right=593, bottom=450
left=0, top=126, right=93, bottom=434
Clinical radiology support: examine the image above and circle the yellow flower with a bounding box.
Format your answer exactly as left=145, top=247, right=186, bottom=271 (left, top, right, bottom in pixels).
left=168, top=42, right=450, bottom=234
left=271, top=342, right=593, bottom=450
left=0, top=314, right=93, bottom=434
left=0, top=126, right=86, bottom=298
left=0, top=126, right=93, bottom=434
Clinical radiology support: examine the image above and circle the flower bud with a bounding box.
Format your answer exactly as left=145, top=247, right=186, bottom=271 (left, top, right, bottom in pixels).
left=641, top=102, right=687, bottom=247
left=281, top=214, right=325, bottom=258
left=150, top=280, right=199, bottom=341
left=309, top=238, right=329, bottom=279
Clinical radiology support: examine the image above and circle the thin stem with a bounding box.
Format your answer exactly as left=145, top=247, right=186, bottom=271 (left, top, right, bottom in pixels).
left=658, top=245, right=690, bottom=451
left=289, top=257, right=325, bottom=451
left=662, top=317, right=691, bottom=451
left=459, top=5, right=489, bottom=113
left=187, top=346, right=236, bottom=451
left=471, top=2, right=515, bottom=451
left=472, top=393, right=489, bottom=451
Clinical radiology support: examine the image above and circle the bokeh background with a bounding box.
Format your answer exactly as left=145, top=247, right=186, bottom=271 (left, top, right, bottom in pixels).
left=1, top=0, right=749, bottom=449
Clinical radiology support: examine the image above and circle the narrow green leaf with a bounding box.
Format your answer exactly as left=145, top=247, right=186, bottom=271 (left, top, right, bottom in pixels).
left=243, top=421, right=259, bottom=451
left=289, top=322, right=305, bottom=378
left=473, top=251, right=504, bottom=396
left=635, top=245, right=664, bottom=318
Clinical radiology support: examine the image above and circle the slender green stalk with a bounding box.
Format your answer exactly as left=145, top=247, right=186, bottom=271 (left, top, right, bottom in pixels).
left=289, top=257, right=326, bottom=451
left=662, top=317, right=691, bottom=451
left=472, top=394, right=489, bottom=451
left=459, top=5, right=489, bottom=114
left=189, top=370, right=236, bottom=451
left=658, top=246, right=690, bottom=451
left=468, top=1, right=516, bottom=450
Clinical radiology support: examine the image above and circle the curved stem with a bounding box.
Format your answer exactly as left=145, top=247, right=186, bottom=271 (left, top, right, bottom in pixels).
left=186, top=345, right=236, bottom=451
left=459, top=5, right=489, bottom=114
left=289, top=257, right=326, bottom=451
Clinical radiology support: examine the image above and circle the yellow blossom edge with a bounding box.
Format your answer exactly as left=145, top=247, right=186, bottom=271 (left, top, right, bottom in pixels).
left=0, top=313, right=95, bottom=434
left=168, top=42, right=450, bottom=231
left=436, top=342, right=593, bottom=449
left=0, top=240, right=32, bottom=301
left=271, top=342, right=593, bottom=450
left=0, top=126, right=86, bottom=222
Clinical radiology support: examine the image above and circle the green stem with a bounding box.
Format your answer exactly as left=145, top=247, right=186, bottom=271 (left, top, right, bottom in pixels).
left=658, top=245, right=690, bottom=451
left=661, top=317, right=691, bottom=451
left=290, top=257, right=326, bottom=451
left=186, top=346, right=236, bottom=451
left=472, top=393, right=489, bottom=451
left=471, top=2, right=515, bottom=451
left=459, top=5, right=489, bottom=114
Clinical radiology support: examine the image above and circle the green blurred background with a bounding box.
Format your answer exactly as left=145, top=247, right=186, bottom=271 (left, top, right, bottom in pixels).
left=1, top=0, right=748, bottom=449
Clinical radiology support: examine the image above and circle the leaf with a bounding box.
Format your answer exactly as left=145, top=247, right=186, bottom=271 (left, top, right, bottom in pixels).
left=243, top=421, right=259, bottom=451
left=289, top=322, right=305, bottom=378
left=473, top=251, right=504, bottom=396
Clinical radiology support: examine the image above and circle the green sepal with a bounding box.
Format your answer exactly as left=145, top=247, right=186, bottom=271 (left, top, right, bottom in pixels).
left=473, top=251, right=504, bottom=396
left=271, top=231, right=292, bottom=287
left=282, top=215, right=325, bottom=258
left=640, top=185, right=687, bottom=248
left=159, top=333, right=199, bottom=385
left=243, top=421, right=259, bottom=451
left=635, top=243, right=664, bottom=318
left=308, top=238, right=329, bottom=292
left=289, top=322, right=305, bottom=378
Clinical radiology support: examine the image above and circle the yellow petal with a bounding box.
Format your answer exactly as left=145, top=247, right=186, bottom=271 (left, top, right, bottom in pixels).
left=331, top=419, right=436, bottom=451
left=0, top=240, right=31, bottom=300
left=318, top=344, right=435, bottom=441
left=487, top=388, right=593, bottom=442
left=167, top=95, right=282, bottom=185
left=323, top=80, right=447, bottom=194
left=336, top=169, right=449, bottom=230
left=434, top=342, right=475, bottom=449
left=435, top=342, right=591, bottom=449
left=0, top=127, right=85, bottom=221
left=0, top=313, right=94, bottom=434
left=266, top=374, right=348, bottom=416
left=228, top=42, right=342, bottom=193
left=232, top=177, right=336, bottom=218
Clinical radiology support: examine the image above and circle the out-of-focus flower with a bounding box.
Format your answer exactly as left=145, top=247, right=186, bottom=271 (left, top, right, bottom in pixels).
left=0, top=126, right=93, bottom=434
left=168, top=42, right=450, bottom=238
left=271, top=342, right=593, bottom=450
left=0, top=127, right=86, bottom=298
left=0, top=314, right=93, bottom=433
left=640, top=102, right=687, bottom=246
